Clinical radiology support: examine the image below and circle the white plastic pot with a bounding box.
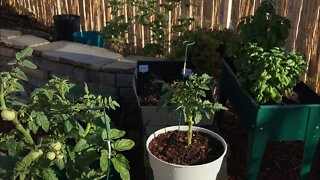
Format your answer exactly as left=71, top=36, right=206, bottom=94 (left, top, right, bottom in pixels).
left=146, top=126, right=227, bottom=180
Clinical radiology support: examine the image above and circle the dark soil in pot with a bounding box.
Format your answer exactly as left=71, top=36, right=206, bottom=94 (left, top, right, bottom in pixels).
left=148, top=130, right=224, bottom=165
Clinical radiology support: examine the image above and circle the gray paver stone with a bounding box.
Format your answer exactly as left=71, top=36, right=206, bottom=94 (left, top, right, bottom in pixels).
left=71, top=67, right=89, bottom=82
left=42, top=61, right=74, bottom=77
left=21, top=67, right=49, bottom=81
left=0, top=46, right=17, bottom=57
left=1, top=35, right=49, bottom=49
left=87, top=82, right=117, bottom=97
left=117, top=74, right=134, bottom=87
left=34, top=41, right=122, bottom=70
left=102, top=60, right=136, bottom=73
left=88, top=70, right=115, bottom=86
left=0, top=29, right=21, bottom=40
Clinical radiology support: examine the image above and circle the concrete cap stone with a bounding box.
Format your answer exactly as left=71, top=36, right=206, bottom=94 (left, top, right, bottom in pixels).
left=33, top=41, right=124, bottom=70
left=102, top=60, right=137, bottom=73
left=0, top=29, right=21, bottom=41
left=123, top=55, right=166, bottom=61
left=1, top=35, right=49, bottom=49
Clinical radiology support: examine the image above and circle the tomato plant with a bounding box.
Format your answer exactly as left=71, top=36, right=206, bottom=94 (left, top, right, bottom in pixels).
left=158, top=73, right=227, bottom=145
left=0, top=48, right=134, bottom=180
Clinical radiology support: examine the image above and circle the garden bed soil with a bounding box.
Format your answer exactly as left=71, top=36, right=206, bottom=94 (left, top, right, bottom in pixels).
left=221, top=109, right=320, bottom=180
left=137, top=72, right=162, bottom=105
left=136, top=61, right=198, bottom=106
left=148, top=130, right=224, bottom=165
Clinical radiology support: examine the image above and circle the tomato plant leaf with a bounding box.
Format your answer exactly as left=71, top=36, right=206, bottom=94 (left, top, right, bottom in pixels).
left=42, top=168, right=58, bottom=180
left=112, top=139, right=135, bottom=151
left=21, top=60, right=37, bottom=69
left=111, top=154, right=130, bottom=180
left=100, top=150, right=109, bottom=172
left=14, top=68, right=28, bottom=81
left=109, top=129, right=126, bottom=139
left=73, top=139, right=89, bottom=152
left=54, top=159, right=65, bottom=170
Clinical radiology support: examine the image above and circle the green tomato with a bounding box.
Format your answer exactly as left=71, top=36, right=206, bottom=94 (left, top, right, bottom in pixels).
left=46, top=152, right=56, bottom=160
left=1, top=109, right=16, bottom=121
left=50, top=142, right=62, bottom=151
left=30, top=150, right=43, bottom=161
left=37, top=149, right=43, bottom=155
left=56, top=154, right=64, bottom=160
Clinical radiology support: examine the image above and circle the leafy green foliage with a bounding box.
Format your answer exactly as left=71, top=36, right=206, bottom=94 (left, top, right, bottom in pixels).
left=233, top=0, right=307, bottom=104
left=101, top=0, right=193, bottom=56
left=236, top=0, right=291, bottom=50
left=0, top=48, right=134, bottom=180
left=235, top=43, right=307, bottom=103
left=158, top=73, right=227, bottom=145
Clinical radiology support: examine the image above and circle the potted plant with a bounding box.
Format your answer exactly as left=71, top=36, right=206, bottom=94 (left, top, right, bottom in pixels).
left=0, top=48, right=134, bottom=180
left=146, top=73, right=228, bottom=180
left=218, top=1, right=320, bottom=179
left=133, top=60, right=206, bottom=136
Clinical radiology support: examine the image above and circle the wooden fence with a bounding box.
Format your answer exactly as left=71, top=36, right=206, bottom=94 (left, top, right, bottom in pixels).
left=0, top=0, right=319, bottom=93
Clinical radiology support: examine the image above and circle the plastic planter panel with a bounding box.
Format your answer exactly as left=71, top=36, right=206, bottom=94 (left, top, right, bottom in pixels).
left=220, top=59, right=320, bottom=180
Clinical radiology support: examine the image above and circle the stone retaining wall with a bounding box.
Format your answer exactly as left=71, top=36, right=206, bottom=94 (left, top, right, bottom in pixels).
left=0, top=29, right=162, bottom=102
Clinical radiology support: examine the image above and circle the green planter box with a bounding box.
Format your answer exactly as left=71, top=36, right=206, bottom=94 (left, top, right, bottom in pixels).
left=219, top=59, right=320, bottom=180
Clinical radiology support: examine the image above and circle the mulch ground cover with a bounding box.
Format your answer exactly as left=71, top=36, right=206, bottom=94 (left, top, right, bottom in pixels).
left=221, top=109, right=320, bottom=180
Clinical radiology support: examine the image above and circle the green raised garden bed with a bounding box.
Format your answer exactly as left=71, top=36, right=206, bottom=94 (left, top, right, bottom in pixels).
left=219, top=58, right=320, bottom=180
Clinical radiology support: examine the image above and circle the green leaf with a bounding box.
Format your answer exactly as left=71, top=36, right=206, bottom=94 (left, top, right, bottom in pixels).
left=14, top=68, right=28, bottom=81
left=109, top=129, right=126, bottom=139
left=36, top=113, right=50, bottom=132
left=112, top=139, right=135, bottom=151
left=54, top=159, right=65, bottom=170
left=44, top=90, right=54, bottom=101
left=5, top=139, right=17, bottom=156
left=73, top=139, right=89, bottom=152
left=11, top=100, right=27, bottom=107
left=19, top=47, right=33, bottom=58
left=15, top=152, right=34, bottom=172
left=28, top=120, right=39, bottom=134
left=15, top=52, right=22, bottom=60
left=42, top=168, right=58, bottom=180
left=111, top=154, right=130, bottom=180
left=194, top=112, right=202, bottom=124
left=64, top=121, right=73, bottom=133
left=21, top=60, right=37, bottom=69
left=0, top=153, right=19, bottom=171
left=84, top=83, right=89, bottom=95
left=76, top=149, right=99, bottom=167
left=100, top=150, right=109, bottom=172
left=13, top=82, right=25, bottom=92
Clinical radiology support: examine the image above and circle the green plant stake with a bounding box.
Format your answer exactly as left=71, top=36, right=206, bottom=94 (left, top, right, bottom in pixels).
left=182, top=41, right=195, bottom=78
left=175, top=40, right=195, bottom=132
left=103, top=105, right=111, bottom=180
